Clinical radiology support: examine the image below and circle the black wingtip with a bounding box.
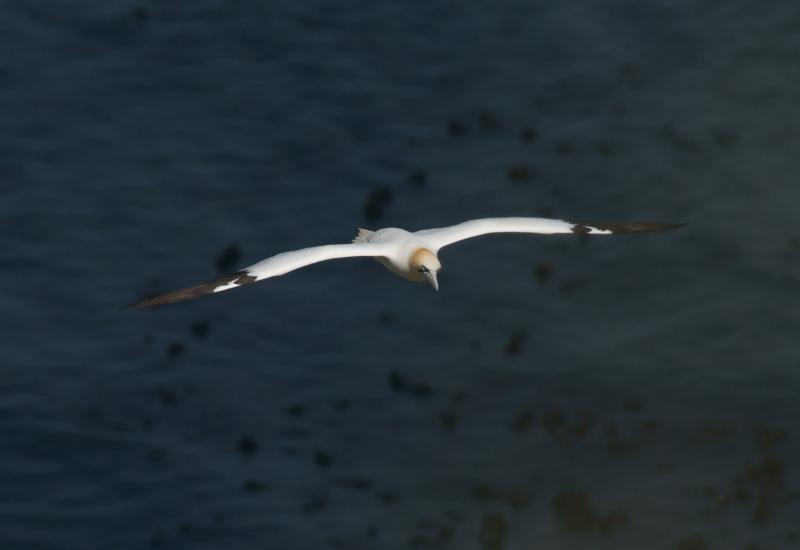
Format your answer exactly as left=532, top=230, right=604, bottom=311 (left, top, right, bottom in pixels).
left=122, top=295, right=169, bottom=310
left=122, top=299, right=153, bottom=310
left=124, top=271, right=257, bottom=310
left=571, top=222, right=685, bottom=234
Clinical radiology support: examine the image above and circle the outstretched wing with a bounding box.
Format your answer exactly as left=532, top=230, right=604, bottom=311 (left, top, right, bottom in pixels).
left=126, top=242, right=391, bottom=308
left=415, top=217, right=683, bottom=252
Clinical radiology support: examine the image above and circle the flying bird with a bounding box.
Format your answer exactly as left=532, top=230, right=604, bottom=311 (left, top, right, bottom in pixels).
left=127, top=217, right=682, bottom=308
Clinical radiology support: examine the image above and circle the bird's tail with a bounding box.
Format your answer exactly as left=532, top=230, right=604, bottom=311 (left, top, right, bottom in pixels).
left=352, top=228, right=374, bottom=243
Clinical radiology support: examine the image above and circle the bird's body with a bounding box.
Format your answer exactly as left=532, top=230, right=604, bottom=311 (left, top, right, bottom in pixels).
left=127, top=217, right=681, bottom=308
left=354, top=227, right=438, bottom=283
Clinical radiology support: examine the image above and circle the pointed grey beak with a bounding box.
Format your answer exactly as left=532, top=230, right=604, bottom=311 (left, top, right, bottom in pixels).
left=422, top=269, right=439, bottom=291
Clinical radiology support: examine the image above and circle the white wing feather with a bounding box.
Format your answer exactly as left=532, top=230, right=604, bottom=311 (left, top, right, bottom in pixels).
left=416, top=217, right=681, bottom=252
left=127, top=242, right=391, bottom=308
left=245, top=242, right=391, bottom=281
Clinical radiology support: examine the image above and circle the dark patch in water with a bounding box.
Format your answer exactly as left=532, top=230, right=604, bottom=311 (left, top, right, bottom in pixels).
left=472, top=483, right=529, bottom=512
left=605, top=423, right=638, bottom=455
left=150, top=527, right=167, bottom=547
left=623, top=397, right=643, bottom=413
left=672, top=535, right=708, bottom=550
left=409, top=516, right=455, bottom=547
left=303, top=495, right=327, bottom=514
left=594, top=141, right=617, bottom=156
left=702, top=423, right=736, bottom=442
left=508, top=491, right=530, bottom=511
left=242, top=479, right=267, bottom=494
left=552, top=490, right=629, bottom=536
left=658, top=125, right=702, bottom=153
left=337, top=477, right=372, bottom=491
left=237, top=436, right=258, bottom=456
left=409, top=170, right=428, bottom=186
left=713, top=128, right=739, bottom=148
left=327, top=535, right=346, bottom=548
left=703, top=453, right=791, bottom=525
left=147, top=447, right=167, bottom=462
left=552, top=490, right=596, bottom=533
left=447, top=119, right=468, bottom=137
left=131, top=5, right=149, bottom=22
left=739, top=455, right=787, bottom=524
left=542, top=409, right=565, bottom=436
left=215, top=244, right=241, bottom=273
left=555, top=140, right=576, bottom=155
left=755, top=427, right=786, bottom=449
left=378, top=311, right=396, bottom=326
left=166, top=341, right=185, bottom=357
left=285, top=404, right=305, bottom=418
left=618, top=62, right=644, bottom=89
left=519, top=127, right=538, bottom=143
left=333, top=398, right=351, bottom=412
left=507, top=163, right=536, bottom=183
left=511, top=410, right=534, bottom=433
left=388, top=370, right=435, bottom=398
left=479, top=513, right=508, bottom=550
left=641, top=419, right=662, bottom=432
left=363, top=187, right=393, bottom=222
left=503, top=329, right=526, bottom=356
left=477, top=110, right=500, bottom=132
left=189, top=321, right=209, bottom=339
left=440, top=410, right=458, bottom=431
left=157, top=388, right=177, bottom=406
left=472, top=483, right=496, bottom=502
left=314, top=450, right=332, bottom=467
left=534, top=262, right=552, bottom=284
left=559, top=277, right=589, bottom=294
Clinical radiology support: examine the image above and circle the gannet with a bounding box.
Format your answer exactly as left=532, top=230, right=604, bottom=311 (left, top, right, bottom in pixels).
left=127, top=217, right=682, bottom=308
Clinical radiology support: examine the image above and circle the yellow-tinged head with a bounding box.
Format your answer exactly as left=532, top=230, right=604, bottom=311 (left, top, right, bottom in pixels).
left=410, top=248, right=441, bottom=291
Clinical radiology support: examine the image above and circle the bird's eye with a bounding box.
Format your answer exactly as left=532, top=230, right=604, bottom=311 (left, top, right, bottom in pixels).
left=418, top=265, right=429, bottom=273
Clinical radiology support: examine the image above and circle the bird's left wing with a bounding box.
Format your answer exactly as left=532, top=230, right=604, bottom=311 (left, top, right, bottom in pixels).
left=126, top=242, right=391, bottom=308
left=415, top=217, right=682, bottom=252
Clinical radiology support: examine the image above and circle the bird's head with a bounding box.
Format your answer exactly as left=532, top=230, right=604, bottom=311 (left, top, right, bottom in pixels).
left=411, top=248, right=442, bottom=291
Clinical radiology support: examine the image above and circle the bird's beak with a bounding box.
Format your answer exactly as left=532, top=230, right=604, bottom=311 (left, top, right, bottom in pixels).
left=423, top=270, right=439, bottom=291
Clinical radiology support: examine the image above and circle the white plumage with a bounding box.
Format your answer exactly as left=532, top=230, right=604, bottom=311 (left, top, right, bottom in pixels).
left=127, top=217, right=681, bottom=308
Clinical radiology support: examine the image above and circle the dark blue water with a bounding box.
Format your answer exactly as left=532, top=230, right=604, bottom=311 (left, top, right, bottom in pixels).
left=3, top=1, right=800, bottom=548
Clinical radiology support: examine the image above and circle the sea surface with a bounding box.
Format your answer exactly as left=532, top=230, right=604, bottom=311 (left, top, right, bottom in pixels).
left=2, top=1, right=800, bottom=549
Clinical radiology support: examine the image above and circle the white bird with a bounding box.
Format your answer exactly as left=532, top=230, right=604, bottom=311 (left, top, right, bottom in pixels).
left=127, top=217, right=682, bottom=308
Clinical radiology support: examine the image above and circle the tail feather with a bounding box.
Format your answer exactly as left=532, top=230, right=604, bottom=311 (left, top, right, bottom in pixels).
left=352, top=228, right=374, bottom=243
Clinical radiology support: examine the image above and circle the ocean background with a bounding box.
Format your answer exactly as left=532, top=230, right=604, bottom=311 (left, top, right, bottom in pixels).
left=2, top=1, right=800, bottom=548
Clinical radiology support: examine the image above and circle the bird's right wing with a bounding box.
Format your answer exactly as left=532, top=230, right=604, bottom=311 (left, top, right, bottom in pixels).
left=415, top=217, right=682, bottom=252
left=126, top=242, right=391, bottom=308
